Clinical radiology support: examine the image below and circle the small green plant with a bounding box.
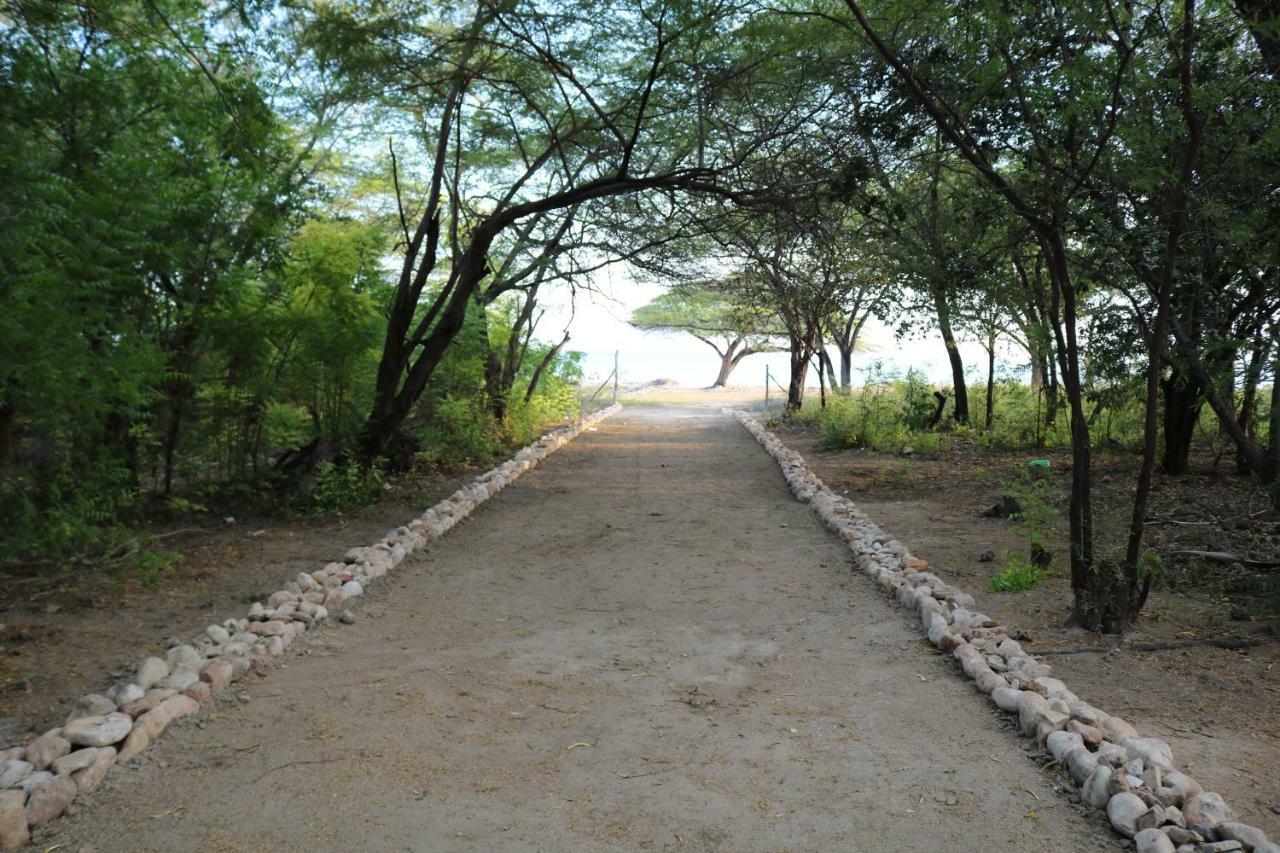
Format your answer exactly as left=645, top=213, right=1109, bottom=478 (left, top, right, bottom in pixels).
left=299, top=460, right=384, bottom=514
left=165, top=496, right=208, bottom=515
left=988, top=553, right=1049, bottom=592
left=104, top=536, right=183, bottom=589
left=1138, top=548, right=1165, bottom=588
left=1004, top=466, right=1059, bottom=554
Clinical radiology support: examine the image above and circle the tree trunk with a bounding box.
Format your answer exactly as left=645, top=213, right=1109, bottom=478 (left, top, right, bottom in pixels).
left=524, top=330, right=570, bottom=404
left=1237, top=337, right=1269, bottom=475
left=985, top=334, right=996, bottom=430
left=1268, top=338, right=1280, bottom=483
left=815, top=349, right=828, bottom=409
left=0, top=400, right=14, bottom=483
left=819, top=347, right=837, bottom=394
left=711, top=338, right=745, bottom=388
left=932, top=287, right=969, bottom=424
left=839, top=346, right=853, bottom=389
left=1161, top=368, right=1201, bottom=475
left=1234, top=0, right=1280, bottom=76
left=786, top=335, right=810, bottom=413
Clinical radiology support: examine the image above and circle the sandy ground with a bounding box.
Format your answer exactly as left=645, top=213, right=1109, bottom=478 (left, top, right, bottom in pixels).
left=771, top=420, right=1280, bottom=839
left=44, top=406, right=1106, bottom=852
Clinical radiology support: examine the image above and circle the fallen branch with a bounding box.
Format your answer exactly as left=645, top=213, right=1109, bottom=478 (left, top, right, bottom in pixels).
left=1036, top=636, right=1270, bottom=656
left=253, top=757, right=348, bottom=782
left=1166, top=550, right=1280, bottom=569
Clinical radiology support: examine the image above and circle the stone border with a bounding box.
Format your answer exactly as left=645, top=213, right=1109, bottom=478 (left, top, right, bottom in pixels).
left=734, top=410, right=1276, bottom=853
left=0, top=403, right=622, bottom=849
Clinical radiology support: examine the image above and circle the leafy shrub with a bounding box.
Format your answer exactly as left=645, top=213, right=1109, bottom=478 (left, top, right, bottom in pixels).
left=298, top=459, right=384, bottom=514
left=1003, top=465, right=1060, bottom=552
left=803, top=371, right=946, bottom=453
left=0, top=454, right=136, bottom=564
left=988, top=554, right=1049, bottom=592
left=415, top=396, right=506, bottom=470
left=113, top=545, right=183, bottom=589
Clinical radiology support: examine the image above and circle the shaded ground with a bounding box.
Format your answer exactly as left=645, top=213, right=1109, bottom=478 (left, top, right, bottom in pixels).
left=0, top=467, right=482, bottom=747
left=771, top=416, right=1280, bottom=839
left=44, top=406, right=1105, bottom=851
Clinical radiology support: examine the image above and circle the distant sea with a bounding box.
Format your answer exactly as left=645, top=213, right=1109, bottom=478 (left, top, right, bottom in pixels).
left=576, top=347, right=1029, bottom=390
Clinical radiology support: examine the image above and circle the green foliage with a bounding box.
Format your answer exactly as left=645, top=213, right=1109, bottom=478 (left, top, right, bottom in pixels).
left=987, top=554, right=1049, bottom=593
left=298, top=460, right=385, bottom=515
left=112, top=545, right=183, bottom=591
left=1003, top=467, right=1060, bottom=552
left=802, top=367, right=948, bottom=452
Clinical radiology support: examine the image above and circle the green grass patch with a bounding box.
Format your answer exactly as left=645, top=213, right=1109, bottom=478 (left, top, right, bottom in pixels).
left=987, top=554, right=1049, bottom=592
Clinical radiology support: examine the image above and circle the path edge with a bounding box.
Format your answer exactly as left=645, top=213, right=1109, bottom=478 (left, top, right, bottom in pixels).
left=0, top=404, right=622, bottom=849
left=733, top=409, right=1275, bottom=853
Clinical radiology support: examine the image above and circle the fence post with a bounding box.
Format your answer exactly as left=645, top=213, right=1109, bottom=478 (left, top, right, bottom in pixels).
left=613, top=350, right=619, bottom=403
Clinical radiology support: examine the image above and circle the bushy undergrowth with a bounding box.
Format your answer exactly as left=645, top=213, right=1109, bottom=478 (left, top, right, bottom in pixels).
left=297, top=460, right=385, bottom=514
left=793, top=370, right=1259, bottom=456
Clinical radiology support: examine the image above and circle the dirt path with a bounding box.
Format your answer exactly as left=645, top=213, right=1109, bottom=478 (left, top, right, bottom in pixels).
left=49, top=407, right=1106, bottom=852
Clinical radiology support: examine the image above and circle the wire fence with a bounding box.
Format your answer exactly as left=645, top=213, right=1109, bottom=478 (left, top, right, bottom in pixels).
left=578, top=350, right=620, bottom=415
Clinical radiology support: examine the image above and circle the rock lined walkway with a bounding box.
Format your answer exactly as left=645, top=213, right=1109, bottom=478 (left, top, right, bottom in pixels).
left=48, top=407, right=1105, bottom=851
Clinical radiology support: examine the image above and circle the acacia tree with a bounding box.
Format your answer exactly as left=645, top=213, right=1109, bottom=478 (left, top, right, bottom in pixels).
left=632, top=285, right=781, bottom=387
left=719, top=203, right=862, bottom=411
left=302, top=0, right=812, bottom=465
left=841, top=0, right=1152, bottom=630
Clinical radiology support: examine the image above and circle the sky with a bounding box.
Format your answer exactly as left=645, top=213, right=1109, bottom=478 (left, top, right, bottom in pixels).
left=536, top=263, right=1029, bottom=390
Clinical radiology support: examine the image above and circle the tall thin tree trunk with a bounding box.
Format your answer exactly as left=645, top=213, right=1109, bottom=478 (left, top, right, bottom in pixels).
left=985, top=333, right=996, bottom=430
left=0, top=400, right=15, bottom=484
left=524, top=330, right=570, bottom=405
left=819, top=347, right=837, bottom=394
left=815, top=350, right=827, bottom=409
left=1267, top=336, right=1280, bottom=484
left=786, top=335, right=809, bottom=413
left=932, top=287, right=969, bottom=423
left=1237, top=337, right=1268, bottom=474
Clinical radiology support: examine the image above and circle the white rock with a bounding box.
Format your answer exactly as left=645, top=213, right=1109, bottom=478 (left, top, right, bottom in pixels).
left=109, top=682, right=145, bottom=707
left=165, top=644, right=202, bottom=671
left=0, top=789, right=27, bottom=849
left=17, top=771, right=53, bottom=794
left=63, top=712, right=133, bottom=747
left=23, top=730, right=70, bottom=771
left=1217, top=823, right=1272, bottom=851
left=50, top=747, right=101, bottom=776
left=1151, top=769, right=1202, bottom=806
left=1134, top=827, right=1175, bottom=853
left=206, top=624, right=231, bottom=644
left=160, top=666, right=200, bottom=692
left=0, top=759, right=33, bottom=789
left=1109, top=792, right=1148, bottom=837
left=136, top=656, right=169, bottom=690
left=1124, top=737, right=1174, bottom=772
left=341, top=580, right=363, bottom=598
left=1046, top=730, right=1083, bottom=761
left=1182, top=792, right=1236, bottom=828
left=991, top=687, right=1022, bottom=713
left=24, top=774, right=76, bottom=827
left=1082, top=764, right=1113, bottom=809
left=65, top=693, right=115, bottom=723
left=1064, top=745, right=1099, bottom=784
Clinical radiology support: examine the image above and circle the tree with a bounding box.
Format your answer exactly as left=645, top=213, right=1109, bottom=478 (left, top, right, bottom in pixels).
left=842, top=0, right=1150, bottom=630
left=632, top=286, right=781, bottom=387
left=300, top=0, right=805, bottom=465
